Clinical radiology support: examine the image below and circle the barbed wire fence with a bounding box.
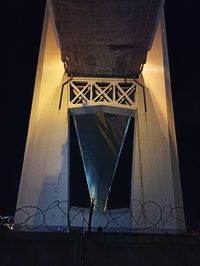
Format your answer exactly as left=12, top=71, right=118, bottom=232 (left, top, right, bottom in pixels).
left=1, top=199, right=185, bottom=233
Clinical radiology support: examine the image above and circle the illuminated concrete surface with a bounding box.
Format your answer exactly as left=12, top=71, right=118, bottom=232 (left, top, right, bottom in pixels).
left=16, top=8, right=68, bottom=227
left=15, top=2, right=185, bottom=232
left=132, top=15, right=185, bottom=231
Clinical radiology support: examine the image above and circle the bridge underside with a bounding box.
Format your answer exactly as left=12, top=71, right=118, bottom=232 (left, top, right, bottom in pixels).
left=51, top=0, right=164, bottom=77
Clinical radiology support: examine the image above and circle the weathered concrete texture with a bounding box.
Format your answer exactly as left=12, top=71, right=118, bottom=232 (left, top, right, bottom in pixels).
left=51, top=0, right=164, bottom=77
left=1, top=232, right=200, bottom=266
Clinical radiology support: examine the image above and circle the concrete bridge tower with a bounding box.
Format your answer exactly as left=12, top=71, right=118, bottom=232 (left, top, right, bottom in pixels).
left=15, top=0, right=185, bottom=233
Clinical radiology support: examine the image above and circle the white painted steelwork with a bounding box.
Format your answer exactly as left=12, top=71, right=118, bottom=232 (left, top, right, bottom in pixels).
left=67, top=78, right=137, bottom=109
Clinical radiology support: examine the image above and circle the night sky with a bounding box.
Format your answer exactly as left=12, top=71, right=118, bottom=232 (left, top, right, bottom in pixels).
left=1, top=1, right=200, bottom=229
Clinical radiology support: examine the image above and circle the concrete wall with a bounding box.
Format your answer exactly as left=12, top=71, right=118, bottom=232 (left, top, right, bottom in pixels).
left=132, top=15, right=185, bottom=231
left=1, top=232, right=200, bottom=266
left=85, top=233, right=200, bottom=266
left=0, top=231, right=82, bottom=266
left=15, top=8, right=68, bottom=227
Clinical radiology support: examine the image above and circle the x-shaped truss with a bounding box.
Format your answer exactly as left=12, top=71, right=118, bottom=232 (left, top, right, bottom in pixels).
left=68, top=78, right=137, bottom=107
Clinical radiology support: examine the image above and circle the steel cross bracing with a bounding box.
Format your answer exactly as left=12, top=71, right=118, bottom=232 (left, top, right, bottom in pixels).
left=67, top=78, right=137, bottom=109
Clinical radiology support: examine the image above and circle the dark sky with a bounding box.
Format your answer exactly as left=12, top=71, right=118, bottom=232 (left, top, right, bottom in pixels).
left=165, top=1, right=200, bottom=229
left=0, top=1, right=200, bottom=229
